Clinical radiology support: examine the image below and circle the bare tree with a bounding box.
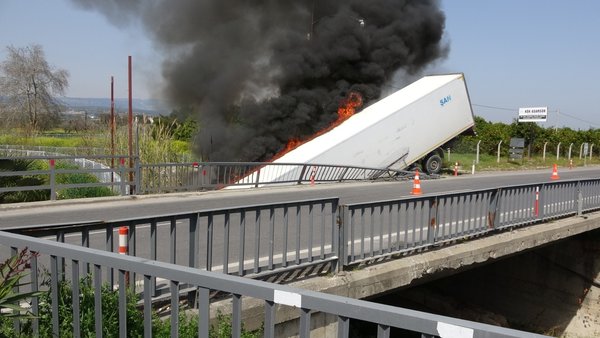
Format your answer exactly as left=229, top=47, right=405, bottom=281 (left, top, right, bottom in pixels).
left=0, top=44, right=69, bottom=134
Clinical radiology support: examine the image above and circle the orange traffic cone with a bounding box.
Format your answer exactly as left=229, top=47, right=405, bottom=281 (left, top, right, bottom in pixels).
left=550, top=164, right=560, bottom=180
left=411, top=169, right=422, bottom=195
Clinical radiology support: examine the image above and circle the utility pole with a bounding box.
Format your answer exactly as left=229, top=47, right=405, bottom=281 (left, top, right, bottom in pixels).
left=110, top=76, right=115, bottom=183
left=128, top=56, right=134, bottom=193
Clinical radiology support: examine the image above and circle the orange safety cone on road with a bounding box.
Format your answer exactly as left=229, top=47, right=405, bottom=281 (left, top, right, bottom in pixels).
left=550, top=164, right=560, bottom=180
left=411, top=169, right=423, bottom=195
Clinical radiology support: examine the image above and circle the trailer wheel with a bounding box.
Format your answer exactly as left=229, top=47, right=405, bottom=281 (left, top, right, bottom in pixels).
left=424, top=154, right=443, bottom=175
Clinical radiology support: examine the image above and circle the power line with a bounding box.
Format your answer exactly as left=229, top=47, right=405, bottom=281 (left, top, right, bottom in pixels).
left=471, top=103, right=600, bottom=128
left=384, top=85, right=600, bottom=128
left=472, top=103, right=515, bottom=112
left=558, top=111, right=600, bottom=128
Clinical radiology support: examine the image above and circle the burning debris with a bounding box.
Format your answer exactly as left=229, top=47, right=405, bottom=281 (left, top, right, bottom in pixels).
left=70, top=0, right=448, bottom=162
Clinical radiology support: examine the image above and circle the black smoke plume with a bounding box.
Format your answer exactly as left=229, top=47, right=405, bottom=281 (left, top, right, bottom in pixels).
left=71, top=0, right=448, bottom=162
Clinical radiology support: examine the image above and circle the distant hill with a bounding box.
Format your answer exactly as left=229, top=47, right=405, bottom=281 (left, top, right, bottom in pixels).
left=59, top=97, right=169, bottom=116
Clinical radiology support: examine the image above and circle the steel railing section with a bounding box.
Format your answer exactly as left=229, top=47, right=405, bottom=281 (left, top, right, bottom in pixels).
left=0, top=231, right=549, bottom=338
left=9, top=197, right=340, bottom=288
left=580, top=179, right=600, bottom=212
left=341, top=178, right=600, bottom=266
left=2, top=152, right=421, bottom=197
left=138, top=161, right=407, bottom=193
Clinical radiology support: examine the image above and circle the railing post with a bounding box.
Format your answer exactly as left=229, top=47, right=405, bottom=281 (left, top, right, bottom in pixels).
left=427, top=197, right=438, bottom=244
left=487, top=188, right=501, bottom=229
left=254, top=167, right=261, bottom=188
left=49, top=159, right=56, bottom=200
left=297, top=164, right=308, bottom=185
left=337, top=205, right=348, bottom=271
left=120, top=158, right=126, bottom=196
left=134, top=156, right=141, bottom=194
left=577, top=181, right=583, bottom=216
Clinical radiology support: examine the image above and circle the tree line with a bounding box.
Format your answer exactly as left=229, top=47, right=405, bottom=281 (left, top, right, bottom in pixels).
left=454, top=116, right=600, bottom=156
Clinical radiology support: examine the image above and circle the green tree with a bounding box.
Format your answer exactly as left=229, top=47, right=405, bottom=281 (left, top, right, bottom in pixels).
left=0, top=44, right=69, bottom=135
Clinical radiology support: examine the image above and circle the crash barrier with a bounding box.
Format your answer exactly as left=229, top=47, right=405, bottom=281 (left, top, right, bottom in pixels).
left=8, top=197, right=341, bottom=293
left=137, top=161, right=414, bottom=193
left=0, top=153, right=421, bottom=199
left=339, top=179, right=600, bottom=265
left=6, top=179, right=600, bottom=297
left=0, top=231, right=549, bottom=338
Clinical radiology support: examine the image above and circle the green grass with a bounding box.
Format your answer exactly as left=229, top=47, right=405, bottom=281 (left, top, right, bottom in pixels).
left=446, top=152, right=598, bottom=173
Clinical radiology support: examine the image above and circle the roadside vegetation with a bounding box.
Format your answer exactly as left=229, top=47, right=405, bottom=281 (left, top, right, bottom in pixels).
left=0, top=249, right=262, bottom=337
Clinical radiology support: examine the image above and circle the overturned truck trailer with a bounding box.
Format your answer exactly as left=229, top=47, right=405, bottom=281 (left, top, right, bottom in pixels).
left=236, top=73, right=475, bottom=186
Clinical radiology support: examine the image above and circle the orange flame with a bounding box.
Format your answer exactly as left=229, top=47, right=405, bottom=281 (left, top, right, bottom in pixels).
left=337, top=92, right=363, bottom=121
left=270, top=92, right=364, bottom=161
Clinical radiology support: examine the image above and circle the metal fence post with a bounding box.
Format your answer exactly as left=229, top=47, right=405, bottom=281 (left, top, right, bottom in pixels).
left=427, top=197, right=438, bottom=244
left=487, top=188, right=501, bottom=229
left=120, top=158, right=126, bottom=196
left=337, top=205, right=348, bottom=271
left=298, top=165, right=308, bottom=185
left=568, top=143, right=573, bottom=160
left=134, top=156, right=141, bottom=195
left=577, top=181, right=583, bottom=216
left=254, top=167, right=261, bottom=188
left=49, top=159, right=56, bottom=200
left=497, top=140, right=503, bottom=163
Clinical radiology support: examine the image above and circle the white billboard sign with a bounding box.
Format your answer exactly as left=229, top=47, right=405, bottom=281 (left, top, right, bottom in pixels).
left=518, top=107, right=547, bottom=122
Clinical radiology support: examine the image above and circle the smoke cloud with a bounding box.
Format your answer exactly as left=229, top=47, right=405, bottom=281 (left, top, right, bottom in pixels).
left=71, top=0, right=448, bottom=161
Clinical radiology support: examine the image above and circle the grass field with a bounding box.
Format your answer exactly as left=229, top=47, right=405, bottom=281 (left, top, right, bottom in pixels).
left=446, top=152, right=598, bottom=174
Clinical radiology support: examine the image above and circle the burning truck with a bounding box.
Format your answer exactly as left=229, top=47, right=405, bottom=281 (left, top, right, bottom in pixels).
left=234, top=73, right=475, bottom=186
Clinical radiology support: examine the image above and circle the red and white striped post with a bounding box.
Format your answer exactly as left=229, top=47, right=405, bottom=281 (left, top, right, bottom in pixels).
left=118, top=226, right=130, bottom=286
left=118, top=226, right=128, bottom=255
left=453, top=162, right=459, bottom=176
left=310, top=166, right=317, bottom=186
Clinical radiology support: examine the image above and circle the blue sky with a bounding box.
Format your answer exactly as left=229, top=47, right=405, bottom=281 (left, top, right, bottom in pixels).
left=1, top=0, right=599, bottom=130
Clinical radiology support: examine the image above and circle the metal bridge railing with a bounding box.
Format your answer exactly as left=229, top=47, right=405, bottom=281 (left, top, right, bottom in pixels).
left=0, top=230, right=549, bottom=338
left=3, top=179, right=597, bottom=337
left=1, top=152, right=420, bottom=199
left=6, top=179, right=600, bottom=296
left=137, top=161, right=411, bottom=193
left=339, top=179, right=600, bottom=266
left=7, top=197, right=340, bottom=295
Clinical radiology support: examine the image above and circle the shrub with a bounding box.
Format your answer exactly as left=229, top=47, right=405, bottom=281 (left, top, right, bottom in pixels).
left=0, top=248, right=43, bottom=338
left=1, top=270, right=262, bottom=337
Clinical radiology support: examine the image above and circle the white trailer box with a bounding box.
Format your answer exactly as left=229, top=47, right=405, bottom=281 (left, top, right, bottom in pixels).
left=236, top=73, right=475, bottom=186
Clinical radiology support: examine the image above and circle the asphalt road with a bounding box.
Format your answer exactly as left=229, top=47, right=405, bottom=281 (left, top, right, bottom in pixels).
left=2, top=165, right=599, bottom=281
left=2, top=166, right=599, bottom=228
